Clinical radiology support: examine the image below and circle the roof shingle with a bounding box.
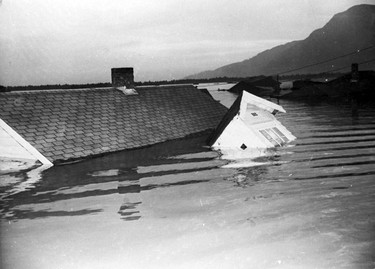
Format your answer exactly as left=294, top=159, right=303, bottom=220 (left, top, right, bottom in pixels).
left=0, top=85, right=227, bottom=163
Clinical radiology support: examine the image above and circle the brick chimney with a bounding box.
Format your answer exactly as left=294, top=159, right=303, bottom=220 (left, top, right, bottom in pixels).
left=111, top=67, right=134, bottom=89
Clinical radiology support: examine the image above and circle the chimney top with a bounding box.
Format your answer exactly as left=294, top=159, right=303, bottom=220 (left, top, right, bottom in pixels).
left=111, top=67, right=134, bottom=89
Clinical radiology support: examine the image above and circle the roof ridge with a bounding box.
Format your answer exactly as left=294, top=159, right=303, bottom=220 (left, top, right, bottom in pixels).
left=0, top=87, right=114, bottom=95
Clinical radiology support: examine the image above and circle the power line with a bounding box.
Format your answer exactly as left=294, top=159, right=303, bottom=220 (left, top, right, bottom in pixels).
left=277, top=45, right=375, bottom=75
left=324, top=58, right=375, bottom=73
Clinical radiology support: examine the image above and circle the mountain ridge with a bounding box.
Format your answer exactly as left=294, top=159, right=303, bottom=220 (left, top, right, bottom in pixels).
left=186, top=4, right=375, bottom=79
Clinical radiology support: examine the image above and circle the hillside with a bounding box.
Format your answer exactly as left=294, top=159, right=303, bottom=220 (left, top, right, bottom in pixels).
left=187, top=4, right=375, bottom=79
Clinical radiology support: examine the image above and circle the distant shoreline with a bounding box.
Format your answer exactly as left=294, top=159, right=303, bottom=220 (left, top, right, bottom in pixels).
left=1, top=72, right=344, bottom=92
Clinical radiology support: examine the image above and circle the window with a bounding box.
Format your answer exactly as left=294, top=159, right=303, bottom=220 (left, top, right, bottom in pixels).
left=268, top=129, right=283, bottom=145
left=259, top=127, right=289, bottom=146
left=259, top=130, right=279, bottom=146
left=272, top=127, right=289, bottom=142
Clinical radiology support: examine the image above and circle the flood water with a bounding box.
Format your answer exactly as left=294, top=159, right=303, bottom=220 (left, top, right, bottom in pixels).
left=1, top=86, right=375, bottom=268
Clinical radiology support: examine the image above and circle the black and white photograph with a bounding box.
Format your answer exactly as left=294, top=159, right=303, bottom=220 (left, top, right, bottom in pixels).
left=1, top=0, right=375, bottom=268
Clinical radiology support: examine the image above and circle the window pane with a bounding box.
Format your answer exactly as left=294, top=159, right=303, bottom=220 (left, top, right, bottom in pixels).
left=259, top=130, right=279, bottom=146
left=272, top=127, right=289, bottom=142
left=267, top=128, right=283, bottom=145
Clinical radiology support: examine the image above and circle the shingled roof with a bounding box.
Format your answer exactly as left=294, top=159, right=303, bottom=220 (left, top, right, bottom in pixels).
left=0, top=85, right=227, bottom=163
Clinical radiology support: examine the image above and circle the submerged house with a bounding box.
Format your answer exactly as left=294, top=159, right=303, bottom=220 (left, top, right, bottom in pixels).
left=228, top=76, right=280, bottom=97
left=0, top=68, right=228, bottom=167
left=207, top=91, right=296, bottom=159
left=325, top=67, right=375, bottom=100
left=281, top=64, right=375, bottom=100
left=282, top=80, right=332, bottom=100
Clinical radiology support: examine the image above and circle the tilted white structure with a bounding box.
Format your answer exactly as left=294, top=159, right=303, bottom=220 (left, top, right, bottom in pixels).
left=0, top=118, right=52, bottom=166
left=208, top=91, right=296, bottom=159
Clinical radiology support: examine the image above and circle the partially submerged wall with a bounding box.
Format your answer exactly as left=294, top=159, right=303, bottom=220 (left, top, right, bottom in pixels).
left=0, top=122, right=37, bottom=161
left=0, top=119, right=51, bottom=165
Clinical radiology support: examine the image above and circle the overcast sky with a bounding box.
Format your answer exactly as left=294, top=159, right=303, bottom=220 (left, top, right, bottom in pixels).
left=0, top=0, right=373, bottom=86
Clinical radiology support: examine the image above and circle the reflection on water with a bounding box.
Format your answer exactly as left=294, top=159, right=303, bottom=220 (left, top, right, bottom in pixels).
left=0, top=135, right=227, bottom=221
left=7, top=208, right=103, bottom=220
left=118, top=201, right=142, bottom=221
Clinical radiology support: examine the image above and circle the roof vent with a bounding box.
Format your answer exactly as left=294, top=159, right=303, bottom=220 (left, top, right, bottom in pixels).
left=117, top=86, right=138, bottom=95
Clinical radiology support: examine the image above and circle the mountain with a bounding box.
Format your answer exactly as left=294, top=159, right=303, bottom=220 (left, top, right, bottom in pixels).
left=187, top=4, right=375, bottom=79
